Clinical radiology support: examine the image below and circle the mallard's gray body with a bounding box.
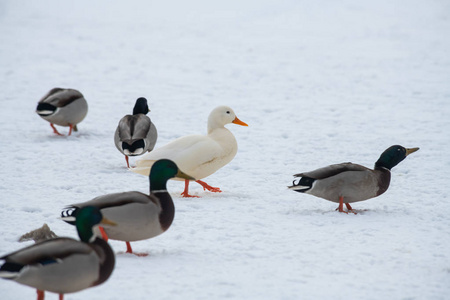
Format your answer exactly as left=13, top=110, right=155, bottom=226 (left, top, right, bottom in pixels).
left=0, top=238, right=113, bottom=294
left=65, top=191, right=170, bottom=242
left=36, top=88, right=88, bottom=128
left=0, top=207, right=115, bottom=298
left=292, top=163, right=391, bottom=203
left=114, top=114, right=157, bottom=156
left=289, top=145, right=419, bottom=212
left=61, top=160, right=193, bottom=254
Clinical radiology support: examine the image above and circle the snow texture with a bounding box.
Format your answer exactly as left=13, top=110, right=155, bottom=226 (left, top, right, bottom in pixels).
left=1, top=0, right=450, bottom=299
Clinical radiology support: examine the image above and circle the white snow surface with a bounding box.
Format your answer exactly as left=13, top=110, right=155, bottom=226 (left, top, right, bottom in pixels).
left=1, top=0, right=450, bottom=299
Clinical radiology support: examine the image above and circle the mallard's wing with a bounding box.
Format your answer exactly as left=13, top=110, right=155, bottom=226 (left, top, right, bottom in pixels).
left=294, top=163, right=370, bottom=179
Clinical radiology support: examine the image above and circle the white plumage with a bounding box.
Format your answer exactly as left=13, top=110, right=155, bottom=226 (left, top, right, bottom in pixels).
left=131, top=105, right=248, bottom=197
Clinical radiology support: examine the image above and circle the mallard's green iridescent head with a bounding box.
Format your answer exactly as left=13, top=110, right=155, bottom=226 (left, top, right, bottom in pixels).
left=133, top=97, right=150, bottom=115
left=375, top=145, right=419, bottom=170
left=149, top=159, right=195, bottom=191
left=76, top=206, right=116, bottom=242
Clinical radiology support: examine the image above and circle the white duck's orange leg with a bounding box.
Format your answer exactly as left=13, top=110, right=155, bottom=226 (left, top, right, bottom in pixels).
left=181, top=180, right=200, bottom=198
left=50, top=123, right=63, bottom=136
left=125, top=156, right=130, bottom=168
left=196, top=180, right=222, bottom=193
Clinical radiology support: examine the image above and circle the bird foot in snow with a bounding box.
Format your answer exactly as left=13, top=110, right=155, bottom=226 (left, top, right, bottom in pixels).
left=181, top=192, right=200, bottom=198
left=195, top=180, right=222, bottom=193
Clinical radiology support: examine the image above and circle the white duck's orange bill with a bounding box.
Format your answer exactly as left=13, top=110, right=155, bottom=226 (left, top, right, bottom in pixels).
left=232, top=116, right=248, bottom=126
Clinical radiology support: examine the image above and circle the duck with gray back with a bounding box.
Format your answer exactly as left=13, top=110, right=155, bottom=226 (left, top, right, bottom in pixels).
left=61, top=159, right=194, bottom=256
left=114, top=97, right=157, bottom=168
left=0, top=206, right=115, bottom=300
left=36, top=88, right=88, bottom=136
left=288, top=145, right=419, bottom=213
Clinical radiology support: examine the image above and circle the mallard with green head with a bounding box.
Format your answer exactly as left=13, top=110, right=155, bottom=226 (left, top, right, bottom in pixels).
left=61, top=159, right=194, bottom=256
left=0, top=206, right=115, bottom=300
left=288, top=145, right=419, bottom=213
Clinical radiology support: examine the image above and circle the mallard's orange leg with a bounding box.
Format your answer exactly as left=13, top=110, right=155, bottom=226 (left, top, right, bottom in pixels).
left=68, top=124, right=74, bottom=136
left=181, top=180, right=200, bottom=198
left=99, top=226, right=109, bottom=241
left=345, top=203, right=357, bottom=214
left=126, top=241, right=133, bottom=253
left=336, top=196, right=348, bottom=214
left=125, top=241, right=148, bottom=257
left=37, top=290, right=45, bottom=300
left=125, top=156, right=130, bottom=168
left=50, top=124, right=63, bottom=136
left=59, top=294, right=64, bottom=300
left=196, top=180, right=222, bottom=193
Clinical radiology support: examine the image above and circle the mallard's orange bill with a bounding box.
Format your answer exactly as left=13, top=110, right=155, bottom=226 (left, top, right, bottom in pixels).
left=101, top=218, right=117, bottom=226
left=405, top=147, right=419, bottom=156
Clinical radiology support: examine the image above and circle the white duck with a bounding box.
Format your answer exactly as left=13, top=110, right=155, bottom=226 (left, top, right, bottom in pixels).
left=131, top=106, right=248, bottom=197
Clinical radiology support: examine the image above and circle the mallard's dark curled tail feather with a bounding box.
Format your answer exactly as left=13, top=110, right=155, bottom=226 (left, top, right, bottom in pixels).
left=288, top=176, right=315, bottom=193
left=61, top=207, right=79, bottom=225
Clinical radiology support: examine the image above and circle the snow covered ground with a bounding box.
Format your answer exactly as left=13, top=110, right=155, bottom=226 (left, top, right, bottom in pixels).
left=1, top=0, right=450, bottom=299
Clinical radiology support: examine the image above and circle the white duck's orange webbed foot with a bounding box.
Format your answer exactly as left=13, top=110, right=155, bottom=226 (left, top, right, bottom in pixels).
left=181, top=192, right=200, bottom=198
left=195, top=180, right=222, bottom=193
left=181, top=180, right=200, bottom=198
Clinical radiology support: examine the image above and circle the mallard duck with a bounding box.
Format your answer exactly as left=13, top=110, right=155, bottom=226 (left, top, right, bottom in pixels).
left=288, top=145, right=419, bottom=213
left=61, top=159, right=194, bottom=256
left=35, top=88, right=88, bottom=136
left=131, top=106, right=248, bottom=197
left=114, top=97, right=158, bottom=168
left=0, top=207, right=115, bottom=300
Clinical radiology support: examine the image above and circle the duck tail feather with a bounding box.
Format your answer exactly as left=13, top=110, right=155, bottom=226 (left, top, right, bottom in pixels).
left=60, top=206, right=79, bottom=225
left=288, top=176, right=315, bottom=193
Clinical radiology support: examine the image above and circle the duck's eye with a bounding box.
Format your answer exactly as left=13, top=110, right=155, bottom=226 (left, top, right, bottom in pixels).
left=226, top=111, right=230, bottom=114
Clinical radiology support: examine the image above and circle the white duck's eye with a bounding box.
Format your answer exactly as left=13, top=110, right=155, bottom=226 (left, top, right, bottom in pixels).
left=226, top=111, right=230, bottom=114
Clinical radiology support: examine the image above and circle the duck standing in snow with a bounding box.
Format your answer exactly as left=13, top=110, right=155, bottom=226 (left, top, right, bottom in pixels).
left=288, top=145, right=419, bottom=213
left=114, top=97, right=157, bottom=168
left=35, top=88, right=88, bottom=136
left=61, top=159, right=194, bottom=256
left=131, top=106, right=248, bottom=197
left=0, top=207, right=115, bottom=300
